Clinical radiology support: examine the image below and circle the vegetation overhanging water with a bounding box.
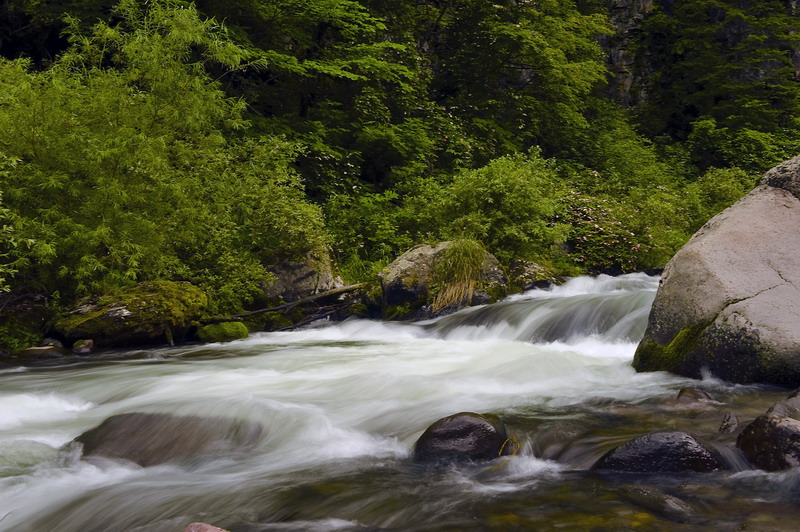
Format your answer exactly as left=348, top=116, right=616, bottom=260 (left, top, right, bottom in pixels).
left=1, top=273, right=798, bottom=531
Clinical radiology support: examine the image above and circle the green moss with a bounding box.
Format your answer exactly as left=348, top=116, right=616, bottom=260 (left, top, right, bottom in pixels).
left=244, top=311, right=293, bottom=332
left=483, top=282, right=508, bottom=303
left=55, top=281, right=207, bottom=346
left=0, top=319, right=44, bottom=353
left=385, top=302, right=416, bottom=321
left=0, top=298, right=53, bottom=353
left=348, top=303, right=368, bottom=317
left=197, top=322, right=249, bottom=343
left=633, top=321, right=710, bottom=373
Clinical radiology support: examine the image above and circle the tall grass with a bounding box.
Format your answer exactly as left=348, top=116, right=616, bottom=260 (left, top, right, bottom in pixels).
left=432, top=239, right=487, bottom=312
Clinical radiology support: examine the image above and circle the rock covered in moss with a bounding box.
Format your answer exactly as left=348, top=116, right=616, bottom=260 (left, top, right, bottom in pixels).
left=633, top=155, right=800, bottom=385
left=412, top=412, right=515, bottom=463
left=197, top=322, right=249, bottom=343
left=55, top=281, right=207, bottom=348
left=592, top=431, right=727, bottom=473
left=379, top=242, right=507, bottom=321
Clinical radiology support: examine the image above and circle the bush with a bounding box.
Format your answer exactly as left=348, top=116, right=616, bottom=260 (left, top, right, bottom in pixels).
left=684, top=167, right=755, bottom=231
left=418, top=150, right=569, bottom=263
left=0, top=1, right=328, bottom=314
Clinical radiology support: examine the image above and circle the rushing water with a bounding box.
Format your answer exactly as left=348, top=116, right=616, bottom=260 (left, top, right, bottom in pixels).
left=1, top=274, right=799, bottom=531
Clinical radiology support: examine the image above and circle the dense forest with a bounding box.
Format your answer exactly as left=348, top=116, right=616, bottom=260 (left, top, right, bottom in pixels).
left=1, top=0, right=799, bottom=347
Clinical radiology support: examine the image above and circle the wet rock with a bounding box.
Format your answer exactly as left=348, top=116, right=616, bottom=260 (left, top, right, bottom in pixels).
left=675, top=387, right=715, bottom=405
left=592, top=431, right=727, bottom=473
left=72, top=339, right=94, bottom=354
left=719, top=412, right=740, bottom=434
left=73, top=412, right=263, bottom=467
left=737, top=394, right=800, bottom=471
left=634, top=155, right=800, bottom=385
left=412, top=412, right=515, bottom=463
left=183, top=524, right=229, bottom=532
left=379, top=242, right=507, bottom=321
left=55, top=281, right=207, bottom=348
left=508, top=259, right=555, bottom=293
left=619, top=486, right=695, bottom=523
left=39, top=338, right=64, bottom=349
left=197, top=322, right=249, bottom=343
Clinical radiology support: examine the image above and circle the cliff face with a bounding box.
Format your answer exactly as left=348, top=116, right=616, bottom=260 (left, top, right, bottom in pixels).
left=603, top=0, right=656, bottom=107
left=604, top=0, right=800, bottom=107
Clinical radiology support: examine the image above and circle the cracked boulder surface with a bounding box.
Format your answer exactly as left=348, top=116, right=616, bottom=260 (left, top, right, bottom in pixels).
left=633, top=155, right=800, bottom=385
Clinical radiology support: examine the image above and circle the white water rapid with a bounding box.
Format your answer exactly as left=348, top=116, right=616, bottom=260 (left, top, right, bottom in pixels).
left=0, top=273, right=796, bottom=531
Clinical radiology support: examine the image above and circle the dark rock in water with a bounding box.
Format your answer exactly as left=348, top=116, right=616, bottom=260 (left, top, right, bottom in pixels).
left=592, top=431, right=727, bottom=473
left=619, top=486, right=695, bottom=523
left=719, top=412, right=740, bottom=434
left=737, top=394, right=800, bottom=471
left=633, top=155, right=800, bottom=385
left=183, top=524, right=230, bottom=532
left=73, top=412, right=263, bottom=467
left=675, top=387, right=715, bottom=404
left=412, top=412, right=514, bottom=463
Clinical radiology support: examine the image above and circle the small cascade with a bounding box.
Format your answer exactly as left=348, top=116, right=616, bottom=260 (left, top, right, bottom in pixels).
left=427, top=273, right=658, bottom=344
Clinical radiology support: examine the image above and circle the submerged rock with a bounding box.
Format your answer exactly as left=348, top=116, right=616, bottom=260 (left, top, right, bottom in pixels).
left=55, top=281, right=207, bottom=348
left=379, top=242, right=507, bottom=321
left=719, top=412, right=740, bottom=434
left=183, top=524, right=230, bottom=532
left=592, top=431, right=727, bottom=473
left=412, top=412, right=515, bottom=463
left=633, top=155, right=800, bottom=385
left=675, top=387, right=716, bottom=405
left=73, top=412, right=263, bottom=467
left=736, top=393, right=800, bottom=471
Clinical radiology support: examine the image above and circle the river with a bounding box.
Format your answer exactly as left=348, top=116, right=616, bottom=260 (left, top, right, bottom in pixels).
left=1, top=273, right=798, bottom=531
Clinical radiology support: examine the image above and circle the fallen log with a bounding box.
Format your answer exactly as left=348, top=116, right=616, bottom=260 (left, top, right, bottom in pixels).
left=231, top=283, right=366, bottom=319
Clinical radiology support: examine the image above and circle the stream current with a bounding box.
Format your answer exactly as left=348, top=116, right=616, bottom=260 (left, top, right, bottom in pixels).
left=1, top=273, right=800, bottom=531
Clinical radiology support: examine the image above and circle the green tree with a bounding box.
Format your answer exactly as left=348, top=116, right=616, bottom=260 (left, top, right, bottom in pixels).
left=638, top=0, right=800, bottom=172
left=0, top=0, right=327, bottom=312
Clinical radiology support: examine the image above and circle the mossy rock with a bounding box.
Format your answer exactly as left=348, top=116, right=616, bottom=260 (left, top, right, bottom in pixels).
left=197, top=322, right=249, bottom=343
left=379, top=241, right=508, bottom=321
left=55, top=281, right=207, bottom=348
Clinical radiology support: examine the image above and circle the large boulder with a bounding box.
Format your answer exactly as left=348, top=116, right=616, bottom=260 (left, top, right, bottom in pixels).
left=264, top=252, right=343, bottom=302
left=633, top=155, right=800, bottom=385
left=736, top=392, right=800, bottom=471
left=55, top=281, right=207, bottom=348
left=73, top=412, right=263, bottom=467
left=591, top=430, right=727, bottom=473
left=379, top=242, right=507, bottom=320
left=412, top=412, right=515, bottom=463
